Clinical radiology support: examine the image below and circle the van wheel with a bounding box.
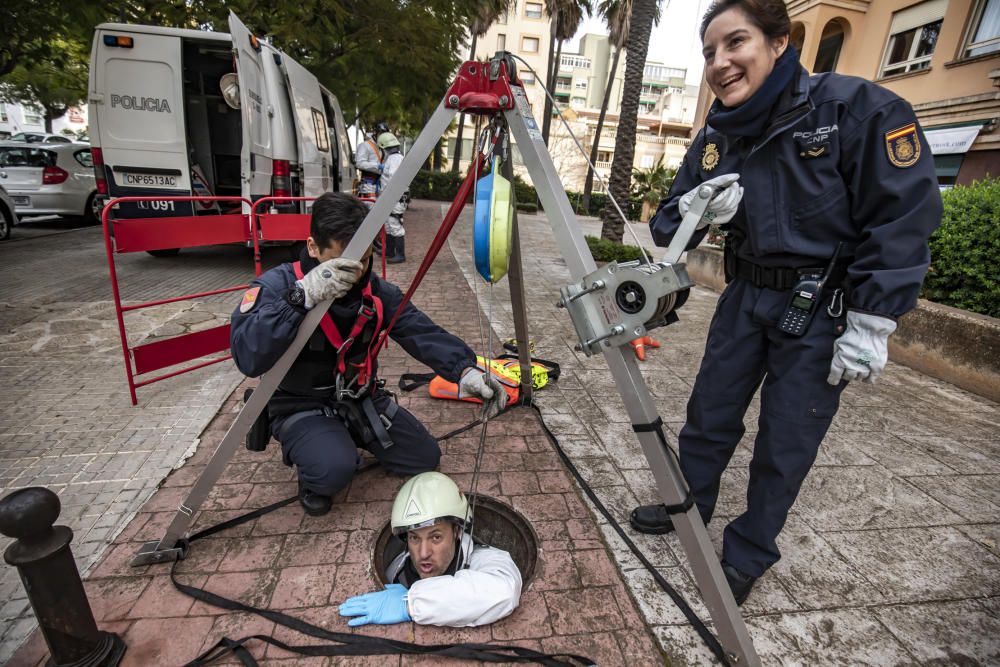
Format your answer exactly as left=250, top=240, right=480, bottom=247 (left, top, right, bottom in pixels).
left=148, top=249, right=181, bottom=257
left=0, top=207, right=12, bottom=241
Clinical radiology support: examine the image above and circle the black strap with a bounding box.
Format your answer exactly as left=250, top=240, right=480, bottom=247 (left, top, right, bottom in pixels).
left=361, top=394, right=394, bottom=449
left=631, top=419, right=695, bottom=515
left=530, top=404, right=732, bottom=666
left=398, top=372, right=436, bottom=392
left=172, top=467, right=593, bottom=667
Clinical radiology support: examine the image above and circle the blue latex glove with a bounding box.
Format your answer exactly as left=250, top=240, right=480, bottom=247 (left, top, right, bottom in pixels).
left=339, top=583, right=411, bottom=627
left=378, top=163, right=385, bottom=173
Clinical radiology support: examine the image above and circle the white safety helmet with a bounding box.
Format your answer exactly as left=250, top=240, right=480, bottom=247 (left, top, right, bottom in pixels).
left=377, top=132, right=400, bottom=150
left=391, top=472, right=469, bottom=535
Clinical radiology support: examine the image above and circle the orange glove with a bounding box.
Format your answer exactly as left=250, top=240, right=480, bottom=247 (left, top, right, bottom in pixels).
left=629, top=335, right=661, bottom=361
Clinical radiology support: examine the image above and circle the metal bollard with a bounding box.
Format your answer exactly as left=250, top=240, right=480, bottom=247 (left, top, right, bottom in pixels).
left=0, top=487, right=126, bottom=666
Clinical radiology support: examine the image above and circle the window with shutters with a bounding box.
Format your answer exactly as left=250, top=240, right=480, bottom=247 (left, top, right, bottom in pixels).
left=522, top=36, right=540, bottom=53
left=964, top=0, right=1000, bottom=57
left=880, top=0, right=947, bottom=77
left=525, top=2, right=543, bottom=19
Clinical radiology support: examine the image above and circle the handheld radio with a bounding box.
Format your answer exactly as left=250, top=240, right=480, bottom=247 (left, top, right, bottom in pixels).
left=777, top=243, right=844, bottom=336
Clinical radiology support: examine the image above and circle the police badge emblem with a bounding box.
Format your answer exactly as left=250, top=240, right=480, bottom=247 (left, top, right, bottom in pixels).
left=884, top=123, right=920, bottom=168
left=701, top=143, right=720, bottom=171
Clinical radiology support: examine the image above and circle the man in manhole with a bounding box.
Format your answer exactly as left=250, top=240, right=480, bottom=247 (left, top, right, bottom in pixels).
left=339, top=472, right=523, bottom=627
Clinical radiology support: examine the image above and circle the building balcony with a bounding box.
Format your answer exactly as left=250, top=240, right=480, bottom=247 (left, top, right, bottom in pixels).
left=560, top=55, right=592, bottom=70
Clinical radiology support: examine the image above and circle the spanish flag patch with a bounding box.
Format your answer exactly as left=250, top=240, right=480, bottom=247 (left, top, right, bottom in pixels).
left=884, top=123, right=921, bottom=168
left=239, top=286, right=261, bottom=313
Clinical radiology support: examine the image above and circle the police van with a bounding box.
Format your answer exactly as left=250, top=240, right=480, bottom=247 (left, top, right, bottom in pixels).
left=88, top=12, right=354, bottom=226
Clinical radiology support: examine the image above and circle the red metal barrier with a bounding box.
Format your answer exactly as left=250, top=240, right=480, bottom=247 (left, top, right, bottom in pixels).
left=102, top=196, right=254, bottom=405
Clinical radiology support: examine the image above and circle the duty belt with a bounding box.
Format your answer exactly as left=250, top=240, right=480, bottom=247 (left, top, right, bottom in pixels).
left=724, top=245, right=849, bottom=291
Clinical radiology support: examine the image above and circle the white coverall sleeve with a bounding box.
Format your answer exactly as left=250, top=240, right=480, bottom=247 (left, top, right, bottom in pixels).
left=355, top=141, right=382, bottom=173
left=405, top=547, right=522, bottom=627
left=380, top=153, right=403, bottom=190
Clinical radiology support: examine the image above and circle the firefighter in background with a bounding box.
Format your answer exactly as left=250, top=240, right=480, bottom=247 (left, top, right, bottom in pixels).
left=230, top=192, right=507, bottom=516
left=355, top=120, right=389, bottom=199
left=630, top=0, right=941, bottom=605
left=377, top=131, right=408, bottom=264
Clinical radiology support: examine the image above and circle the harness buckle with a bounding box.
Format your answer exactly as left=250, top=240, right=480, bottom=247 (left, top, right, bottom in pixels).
left=335, top=373, right=366, bottom=401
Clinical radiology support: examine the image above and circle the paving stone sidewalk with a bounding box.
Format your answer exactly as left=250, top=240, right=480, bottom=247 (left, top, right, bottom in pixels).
left=0, top=227, right=268, bottom=661
left=446, top=204, right=1000, bottom=665
left=9, top=200, right=664, bottom=667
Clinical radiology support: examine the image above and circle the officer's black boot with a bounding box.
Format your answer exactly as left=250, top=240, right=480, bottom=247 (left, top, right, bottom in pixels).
left=630, top=503, right=711, bottom=535
left=298, top=480, right=332, bottom=517
left=721, top=561, right=757, bottom=606
left=387, top=235, right=405, bottom=264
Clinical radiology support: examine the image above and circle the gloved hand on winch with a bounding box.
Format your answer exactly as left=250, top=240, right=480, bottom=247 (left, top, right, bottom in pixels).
left=297, top=257, right=364, bottom=309
left=678, top=173, right=743, bottom=228
left=827, top=311, right=897, bottom=385
left=458, top=367, right=508, bottom=419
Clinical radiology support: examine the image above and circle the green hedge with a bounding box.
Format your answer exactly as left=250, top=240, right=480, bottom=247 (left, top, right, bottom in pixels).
left=585, top=235, right=651, bottom=263
left=921, top=178, right=1000, bottom=318
left=409, top=169, right=643, bottom=220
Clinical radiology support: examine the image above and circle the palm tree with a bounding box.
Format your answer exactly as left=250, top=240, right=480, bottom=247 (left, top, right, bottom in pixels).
left=581, top=0, right=632, bottom=211
left=451, top=0, right=514, bottom=172
left=600, top=0, right=660, bottom=242
left=541, top=0, right=592, bottom=145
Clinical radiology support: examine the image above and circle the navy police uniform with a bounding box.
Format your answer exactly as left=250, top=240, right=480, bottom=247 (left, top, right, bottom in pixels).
left=231, top=254, right=476, bottom=496
left=647, top=66, right=941, bottom=577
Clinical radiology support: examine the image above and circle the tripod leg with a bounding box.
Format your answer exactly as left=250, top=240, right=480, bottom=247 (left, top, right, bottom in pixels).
left=503, top=87, right=760, bottom=667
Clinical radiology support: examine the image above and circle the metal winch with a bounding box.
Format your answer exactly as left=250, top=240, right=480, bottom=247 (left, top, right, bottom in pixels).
left=558, top=259, right=693, bottom=356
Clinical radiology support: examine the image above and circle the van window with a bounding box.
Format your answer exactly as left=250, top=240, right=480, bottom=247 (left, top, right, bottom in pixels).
left=312, top=108, right=329, bottom=152
left=0, top=146, right=56, bottom=167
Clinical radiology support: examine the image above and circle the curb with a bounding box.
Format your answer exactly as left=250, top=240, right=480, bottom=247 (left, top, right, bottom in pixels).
left=685, top=246, right=1000, bottom=403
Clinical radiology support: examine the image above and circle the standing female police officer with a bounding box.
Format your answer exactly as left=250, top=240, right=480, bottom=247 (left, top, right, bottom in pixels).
left=630, top=0, right=941, bottom=604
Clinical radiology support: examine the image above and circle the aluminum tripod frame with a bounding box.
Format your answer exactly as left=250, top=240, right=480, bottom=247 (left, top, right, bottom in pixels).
left=132, top=57, right=759, bottom=666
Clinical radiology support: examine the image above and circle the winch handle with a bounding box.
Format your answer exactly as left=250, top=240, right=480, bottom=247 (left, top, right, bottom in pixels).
left=661, top=177, right=740, bottom=266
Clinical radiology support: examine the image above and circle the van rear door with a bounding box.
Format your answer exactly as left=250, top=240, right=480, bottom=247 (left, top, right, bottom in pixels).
left=281, top=56, right=330, bottom=198
left=228, top=12, right=272, bottom=205
left=91, top=28, right=192, bottom=218
left=321, top=88, right=354, bottom=193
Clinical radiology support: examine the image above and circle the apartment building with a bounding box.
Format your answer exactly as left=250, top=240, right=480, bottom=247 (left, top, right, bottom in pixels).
left=0, top=101, right=89, bottom=139
left=445, top=1, right=698, bottom=193
left=692, top=0, right=1000, bottom=186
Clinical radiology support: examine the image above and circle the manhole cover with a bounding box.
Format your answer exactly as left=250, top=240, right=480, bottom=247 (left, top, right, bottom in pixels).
left=372, top=494, right=539, bottom=585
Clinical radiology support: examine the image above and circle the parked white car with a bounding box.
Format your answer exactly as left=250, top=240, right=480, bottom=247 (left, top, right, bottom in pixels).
left=0, top=142, right=99, bottom=222
left=8, top=132, right=76, bottom=145
left=0, top=184, right=18, bottom=240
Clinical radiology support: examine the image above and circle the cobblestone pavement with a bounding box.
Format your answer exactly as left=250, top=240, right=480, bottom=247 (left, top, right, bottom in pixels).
left=6, top=202, right=1000, bottom=666
left=446, top=204, right=1000, bottom=665
left=10, top=199, right=662, bottom=667
left=0, top=220, right=292, bottom=661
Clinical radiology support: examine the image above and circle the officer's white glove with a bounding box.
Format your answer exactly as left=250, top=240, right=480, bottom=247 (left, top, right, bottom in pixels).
left=827, top=311, right=897, bottom=385
left=678, top=173, right=743, bottom=228
left=458, top=368, right=508, bottom=419
left=297, top=257, right=364, bottom=309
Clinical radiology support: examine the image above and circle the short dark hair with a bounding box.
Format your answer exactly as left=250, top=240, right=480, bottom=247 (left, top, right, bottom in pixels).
left=310, top=191, right=369, bottom=249
left=700, top=0, right=791, bottom=41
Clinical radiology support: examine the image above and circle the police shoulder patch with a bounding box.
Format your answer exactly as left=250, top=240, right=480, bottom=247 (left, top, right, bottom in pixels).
left=239, top=286, right=261, bottom=313
left=884, top=123, right=920, bottom=168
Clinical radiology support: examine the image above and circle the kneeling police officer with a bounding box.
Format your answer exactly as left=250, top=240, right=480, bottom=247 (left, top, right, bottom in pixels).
left=339, top=472, right=522, bottom=628
left=231, top=193, right=506, bottom=516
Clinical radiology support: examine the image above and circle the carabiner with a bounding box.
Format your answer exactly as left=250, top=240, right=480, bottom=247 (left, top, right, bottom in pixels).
left=827, top=288, right=844, bottom=318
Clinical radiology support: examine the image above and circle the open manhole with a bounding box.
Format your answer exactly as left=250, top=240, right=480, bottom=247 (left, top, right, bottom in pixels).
left=372, top=494, right=539, bottom=585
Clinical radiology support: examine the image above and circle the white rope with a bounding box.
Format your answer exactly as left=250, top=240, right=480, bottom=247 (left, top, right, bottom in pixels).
left=508, top=54, right=652, bottom=265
